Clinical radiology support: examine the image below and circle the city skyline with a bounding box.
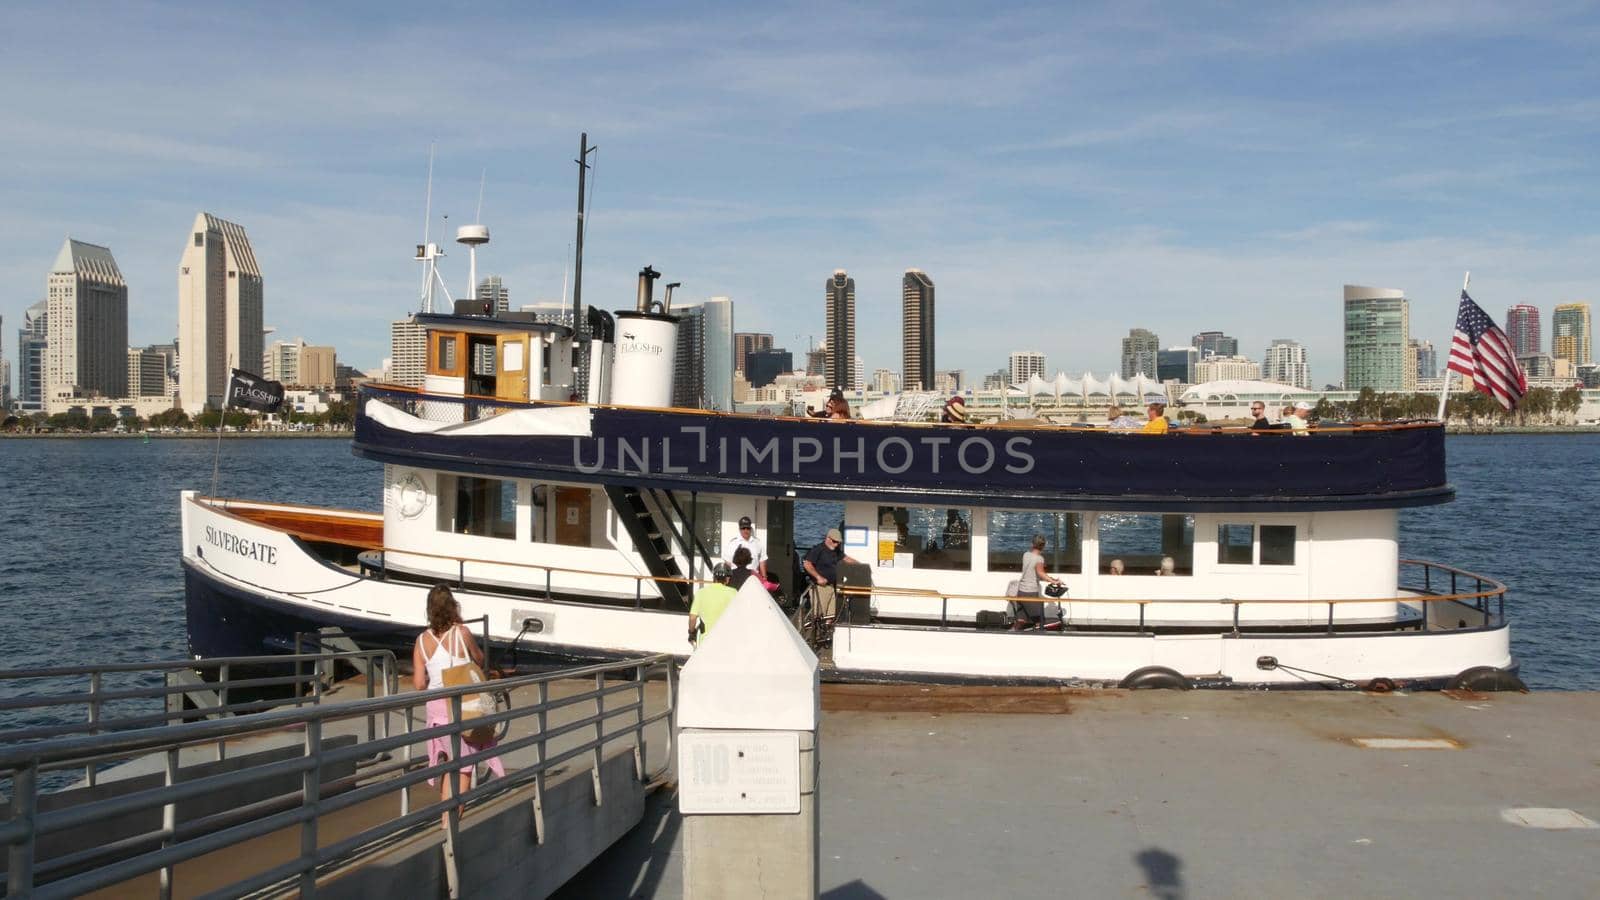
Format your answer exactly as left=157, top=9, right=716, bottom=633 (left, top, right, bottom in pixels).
left=3, top=3, right=1598, bottom=381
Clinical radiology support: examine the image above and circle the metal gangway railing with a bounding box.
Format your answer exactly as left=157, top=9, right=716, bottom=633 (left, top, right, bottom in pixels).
left=0, top=649, right=400, bottom=788
left=2, top=652, right=676, bottom=899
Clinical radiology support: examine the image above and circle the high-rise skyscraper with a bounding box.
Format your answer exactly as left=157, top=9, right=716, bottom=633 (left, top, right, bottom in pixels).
left=16, top=301, right=47, bottom=411
left=178, top=213, right=263, bottom=413
left=1009, top=351, right=1045, bottom=385
left=672, top=305, right=706, bottom=409
left=1410, top=338, right=1437, bottom=381
left=902, top=269, right=935, bottom=391
left=476, top=275, right=509, bottom=313
left=1262, top=339, right=1311, bottom=389
left=1343, top=285, right=1413, bottom=392
left=805, top=347, right=827, bottom=377
left=1121, top=328, right=1160, bottom=379
left=127, top=347, right=169, bottom=397
left=746, top=348, right=792, bottom=389
left=701, top=296, right=734, bottom=411
left=389, top=319, right=426, bottom=387
left=1195, top=355, right=1262, bottom=383
left=1191, top=331, right=1238, bottom=359
left=824, top=270, right=856, bottom=390
left=1157, top=347, right=1198, bottom=384
left=46, top=238, right=128, bottom=408
left=734, top=332, right=773, bottom=374
left=1552, top=303, right=1592, bottom=366
left=1505, top=304, right=1540, bottom=358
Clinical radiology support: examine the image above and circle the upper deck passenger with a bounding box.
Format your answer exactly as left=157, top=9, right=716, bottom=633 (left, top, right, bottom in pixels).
left=1142, top=402, right=1170, bottom=434
left=941, top=395, right=969, bottom=424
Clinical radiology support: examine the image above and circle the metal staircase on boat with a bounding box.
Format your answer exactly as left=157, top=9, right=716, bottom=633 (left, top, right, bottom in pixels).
left=605, top=486, right=712, bottom=608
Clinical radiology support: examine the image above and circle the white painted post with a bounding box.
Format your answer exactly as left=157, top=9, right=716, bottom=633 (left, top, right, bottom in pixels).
left=678, top=578, right=821, bottom=900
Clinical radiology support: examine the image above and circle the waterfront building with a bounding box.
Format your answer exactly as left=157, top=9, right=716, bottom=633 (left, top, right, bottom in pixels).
left=982, top=368, right=1009, bottom=391
left=1121, top=328, right=1159, bottom=379
left=1552, top=303, right=1592, bottom=366
left=824, top=270, right=857, bottom=390
left=45, top=238, right=129, bottom=408
left=145, top=342, right=178, bottom=396
left=476, top=275, right=509, bottom=314
left=127, top=346, right=169, bottom=397
left=934, top=369, right=965, bottom=394
left=853, top=355, right=864, bottom=394
left=1191, top=331, right=1237, bottom=359
left=734, top=332, right=773, bottom=374
left=389, top=319, right=426, bottom=388
left=1411, top=338, right=1437, bottom=381
left=745, top=348, right=792, bottom=389
left=1009, top=352, right=1045, bottom=386
left=16, top=301, right=47, bottom=411
left=1505, top=304, right=1540, bottom=358
left=263, top=338, right=302, bottom=384
left=1517, top=353, right=1557, bottom=379
left=870, top=368, right=899, bottom=394
left=805, top=347, right=827, bottom=377
left=701, top=296, right=734, bottom=411
left=1195, top=354, right=1262, bottom=383
left=299, top=345, right=336, bottom=389
left=178, top=213, right=263, bottom=413
left=672, top=304, right=705, bottom=408
left=1262, top=338, right=1311, bottom=389
left=667, top=298, right=734, bottom=410
left=902, top=269, right=935, bottom=391
left=1156, top=347, right=1198, bottom=384
left=1343, top=285, right=1414, bottom=392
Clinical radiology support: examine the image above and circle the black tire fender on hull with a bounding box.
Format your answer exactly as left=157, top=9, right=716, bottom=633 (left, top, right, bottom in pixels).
left=1120, top=666, right=1191, bottom=690
left=1447, top=665, right=1528, bottom=692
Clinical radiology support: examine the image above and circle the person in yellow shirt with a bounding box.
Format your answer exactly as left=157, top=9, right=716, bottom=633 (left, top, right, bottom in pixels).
left=1142, top=402, right=1170, bottom=434
left=687, top=564, right=737, bottom=646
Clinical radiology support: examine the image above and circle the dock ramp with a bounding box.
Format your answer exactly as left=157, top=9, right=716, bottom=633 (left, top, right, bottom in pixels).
left=1, top=651, right=676, bottom=898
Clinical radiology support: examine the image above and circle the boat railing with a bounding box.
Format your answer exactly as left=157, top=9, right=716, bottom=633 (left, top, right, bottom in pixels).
left=0, top=649, right=398, bottom=788
left=833, top=558, right=1507, bottom=634
left=0, top=652, right=676, bottom=898
left=197, top=498, right=1509, bottom=632
left=360, top=382, right=1446, bottom=435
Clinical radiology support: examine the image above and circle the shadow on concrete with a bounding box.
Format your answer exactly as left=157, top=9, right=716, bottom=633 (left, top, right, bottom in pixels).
left=1135, top=847, right=1185, bottom=900
left=822, top=879, right=889, bottom=899
left=551, top=789, right=682, bottom=898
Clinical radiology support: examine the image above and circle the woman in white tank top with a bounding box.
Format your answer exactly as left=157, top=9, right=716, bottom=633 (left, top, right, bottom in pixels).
left=411, top=585, right=504, bottom=819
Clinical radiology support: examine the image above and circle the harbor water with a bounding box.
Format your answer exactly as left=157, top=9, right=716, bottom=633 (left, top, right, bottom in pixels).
left=0, top=434, right=1596, bottom=697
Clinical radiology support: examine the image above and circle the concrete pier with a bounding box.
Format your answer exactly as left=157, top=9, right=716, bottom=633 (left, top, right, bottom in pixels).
left=560, top=688, right=1600, bottom=899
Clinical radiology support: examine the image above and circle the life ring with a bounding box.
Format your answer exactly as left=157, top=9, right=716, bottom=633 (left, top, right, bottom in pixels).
left=1119, top=666, right=1191, bottom=690
left=1447, top=666, right=1527, bottom=692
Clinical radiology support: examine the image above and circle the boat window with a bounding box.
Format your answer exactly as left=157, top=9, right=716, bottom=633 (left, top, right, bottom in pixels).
left=432, top=334, right=460, bottom=376
left=878, top=506, right=974, bottom=571
left=1217, top=524, right=1254, bottom=565
left=436, top=474, right=516, bottom=540
left=1260, top=525, right=1297, bottom=566
left=688, top=497, right=722, bottom=557
left=1097, top=514, right=1193, bottom=576
left=985, top=510, right=1082, bottom=574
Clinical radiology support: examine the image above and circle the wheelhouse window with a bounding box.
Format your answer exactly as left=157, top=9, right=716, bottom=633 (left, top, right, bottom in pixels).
left=430, top=333, right=462, bottom=376
left=1217, top=524, right=1254, bottom=565
left=877, top=506, right=973, bottom=571
left=436, top=474, right=517, bottom=540
left=986, top=510, right=1082, bottom=574
left=1215, top=523, right=1297, bottom=566
left=1260, top=525, right=1297, bottom=566
left=1098, top=513, right=1193, bottom=575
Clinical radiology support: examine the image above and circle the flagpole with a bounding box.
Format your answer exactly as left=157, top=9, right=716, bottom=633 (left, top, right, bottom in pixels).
left=1436, top=272, right=1469, bottom=421
left=210, top=355, right=233, bottom=501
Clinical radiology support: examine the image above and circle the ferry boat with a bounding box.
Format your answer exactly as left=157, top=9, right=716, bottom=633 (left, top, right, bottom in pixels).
left=180, top=271, right=1521, bottom=691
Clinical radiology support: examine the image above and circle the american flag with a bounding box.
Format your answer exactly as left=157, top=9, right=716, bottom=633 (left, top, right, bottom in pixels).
left=1446, top=290, right=1527, bottom=410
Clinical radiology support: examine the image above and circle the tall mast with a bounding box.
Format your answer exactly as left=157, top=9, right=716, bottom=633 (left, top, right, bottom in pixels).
left=572, top=132, right=594, bottom=332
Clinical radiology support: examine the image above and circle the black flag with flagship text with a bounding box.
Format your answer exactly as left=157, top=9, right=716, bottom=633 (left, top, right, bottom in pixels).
left=227, top=368, right=285, bottom=413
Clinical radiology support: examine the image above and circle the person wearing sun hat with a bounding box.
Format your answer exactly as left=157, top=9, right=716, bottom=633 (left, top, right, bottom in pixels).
left=1287, top=400, right=1313, bottom=435
left=802, top=526, right=861, bottom=623
left=941, top=394, right=969, bottom=423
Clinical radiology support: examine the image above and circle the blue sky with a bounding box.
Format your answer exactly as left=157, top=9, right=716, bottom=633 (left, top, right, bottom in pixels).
left=3, top=0, right=1597, bottom=383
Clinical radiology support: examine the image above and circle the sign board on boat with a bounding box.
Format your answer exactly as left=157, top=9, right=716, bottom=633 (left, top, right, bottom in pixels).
left=678, top=730, right=801, bottom=814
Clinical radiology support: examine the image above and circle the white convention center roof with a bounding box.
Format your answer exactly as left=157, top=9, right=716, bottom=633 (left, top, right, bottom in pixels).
left=1178, top=380, right=1315, bottom=403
